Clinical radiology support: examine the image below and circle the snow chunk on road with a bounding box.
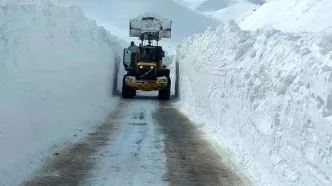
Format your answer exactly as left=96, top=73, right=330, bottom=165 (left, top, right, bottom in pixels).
left=0, top=1, right=125, bottom=185
left=175, top=20, right=332, bottom=186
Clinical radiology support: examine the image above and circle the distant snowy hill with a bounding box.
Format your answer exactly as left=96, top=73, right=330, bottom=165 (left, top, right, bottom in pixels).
left=240, top=0, right=332, bottom=32
left=56, top=0, right=266, bottom=42
left=56, top=0, right=220, bottom=44
left=175, top=0, right=264, bottom=22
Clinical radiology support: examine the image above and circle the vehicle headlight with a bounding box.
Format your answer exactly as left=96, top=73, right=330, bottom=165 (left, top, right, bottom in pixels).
left=150, top=66, right=154, bottom=69
left=140, top=66, right=143, bottom=68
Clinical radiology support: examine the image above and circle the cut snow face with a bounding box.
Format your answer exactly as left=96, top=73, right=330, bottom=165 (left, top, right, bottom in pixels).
left=175, top=20, right=332, bottom=186
left=0, top=1, right=125, bottom=185
left=240, top=0, right=332, bottom=32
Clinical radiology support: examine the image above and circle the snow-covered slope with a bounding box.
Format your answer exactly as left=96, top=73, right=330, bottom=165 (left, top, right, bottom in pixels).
left=240, top=0, right=332, bottom=32
left=0, top=1, right=125, bottom=185
left=176, top=0, right=263, bottom=22
left=176, top=0, right=265, bottom=9
left=175, top=20, right=332, bottom=186
left=204, top=2, right=259, bottom=22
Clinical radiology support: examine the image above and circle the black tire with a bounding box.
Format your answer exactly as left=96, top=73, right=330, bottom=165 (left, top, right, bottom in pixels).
left=122, top=76, right=135, bottom=98
left=158, top=76, right=171, bottom=100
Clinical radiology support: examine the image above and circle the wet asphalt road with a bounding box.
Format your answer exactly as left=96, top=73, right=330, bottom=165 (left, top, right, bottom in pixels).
left=23, top=96, right=250, bottom=186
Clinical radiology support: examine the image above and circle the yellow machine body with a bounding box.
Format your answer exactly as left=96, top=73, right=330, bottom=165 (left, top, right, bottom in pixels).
left=124, top=75, right=168, bottom=91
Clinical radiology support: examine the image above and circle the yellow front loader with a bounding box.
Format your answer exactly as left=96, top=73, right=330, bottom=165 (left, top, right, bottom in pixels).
left=121, top=16, right=172, bottom=100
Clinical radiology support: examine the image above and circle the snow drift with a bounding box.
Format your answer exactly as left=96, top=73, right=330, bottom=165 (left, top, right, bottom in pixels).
left=0, top=1, right=125, bottom=185
left=175, top=20, right=332, bottom=186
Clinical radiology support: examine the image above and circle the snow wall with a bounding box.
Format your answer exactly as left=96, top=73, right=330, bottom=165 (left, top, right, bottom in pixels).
left=176, top=20, right=332, bottom=186
left=0, top=1, right=126, bottom=184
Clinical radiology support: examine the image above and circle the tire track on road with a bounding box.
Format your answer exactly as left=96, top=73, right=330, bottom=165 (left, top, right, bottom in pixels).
left=23, top=101, right=127, bottom=186
left=156, top=102, right=251, bottom=186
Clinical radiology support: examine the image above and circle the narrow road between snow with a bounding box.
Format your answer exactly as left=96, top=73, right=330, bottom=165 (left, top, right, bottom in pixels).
left=23, top=96, right=250, bottom=186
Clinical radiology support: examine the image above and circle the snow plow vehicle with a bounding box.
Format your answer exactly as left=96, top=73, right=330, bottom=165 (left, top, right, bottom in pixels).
left=121, top=16, right=173, bottom=100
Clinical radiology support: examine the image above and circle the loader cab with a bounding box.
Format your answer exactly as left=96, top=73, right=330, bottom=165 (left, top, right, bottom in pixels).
left=122, top=45, right=165, bottom=70
left=137, top=45, right=165, bottom=67
left=139, top=46, right=155, bottom=62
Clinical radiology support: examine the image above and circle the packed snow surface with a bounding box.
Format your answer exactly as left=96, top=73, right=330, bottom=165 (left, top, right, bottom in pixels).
left=87, top=101, right=168, bottom=186
left=0, top=1, right=125, bottom=185
left=175, top=20, right=332, bottom=186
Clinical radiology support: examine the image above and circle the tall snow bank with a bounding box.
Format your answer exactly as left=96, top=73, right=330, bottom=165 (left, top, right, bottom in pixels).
left=239, top=0, right=332, bottom=32
left=0, top=1, right=126, bottom=185
left=176, top=20, right=332, bottom=186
